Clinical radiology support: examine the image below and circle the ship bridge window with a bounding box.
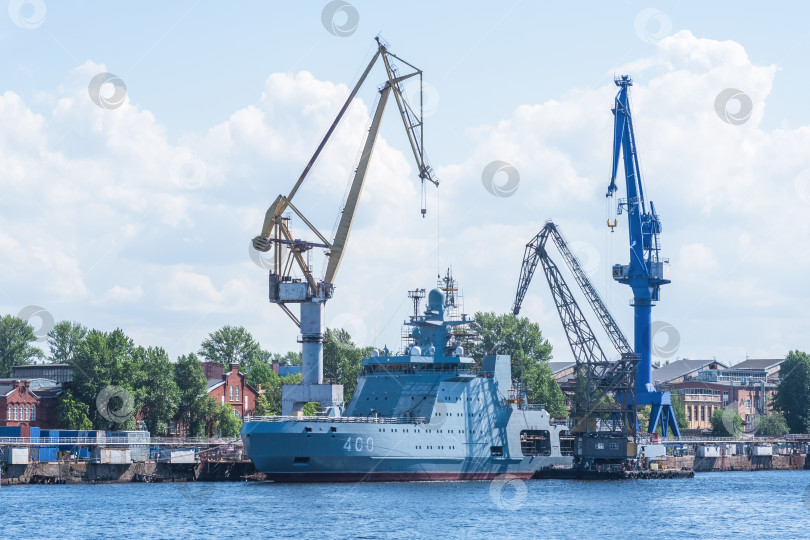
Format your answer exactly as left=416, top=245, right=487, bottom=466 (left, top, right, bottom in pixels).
left=520, top=430, right=551, bottom=457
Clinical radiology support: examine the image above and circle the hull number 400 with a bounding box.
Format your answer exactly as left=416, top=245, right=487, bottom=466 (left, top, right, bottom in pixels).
left=344, top=436, right=373, bottom=452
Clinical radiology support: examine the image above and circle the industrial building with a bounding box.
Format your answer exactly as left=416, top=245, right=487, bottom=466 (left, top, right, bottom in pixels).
left=653, top=358, right=784, bottom=431
left=272, top=360, right=301, bottom=378
left=548, top=357, right=784, bottom=433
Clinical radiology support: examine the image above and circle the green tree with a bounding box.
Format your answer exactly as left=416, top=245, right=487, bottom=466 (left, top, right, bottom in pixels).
left=258, top=373, right=300, bottom=416
left=138, top=347, right=179, bottom=436
left=323, top=328, right=369, bottom=399
left=199, top=325, right=264, bottom=371
left=174, top=353, right=209, bottom=436
left=711, top=408, right=743, bottom=437
left=671, top=393, right=689, bottom=431
left=68, top=328, right=142, bottom=430
left=0, top=315, right=44, bottom=377
left=246, top=357, right=277, bottom=389
left=47, top=320, right=87, bottom=364
left=303, top=402, right=321, bottom=416
left=56, top=390, right=93, bottom=430
left=757, top=412, right=790, bottom=436
left=774, top=350, right=810, bottom=433
left=273, top=351, right=302, bottom=365
left=470, top=312, right=566, bottom=417
left=215, top=403, right=242, bottom=437
left=253, top=392, right=272, bottom=416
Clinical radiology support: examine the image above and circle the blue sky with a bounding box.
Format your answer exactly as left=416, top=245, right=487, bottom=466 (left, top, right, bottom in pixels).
left=1, top=1, right=809, bottom=366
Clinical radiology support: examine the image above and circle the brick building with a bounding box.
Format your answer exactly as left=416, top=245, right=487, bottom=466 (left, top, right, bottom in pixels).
left=0, top=379, right=61, bottom=436
left=656, top=358, right=783, bottom=432
left=203, top=362, right=259, bottom=419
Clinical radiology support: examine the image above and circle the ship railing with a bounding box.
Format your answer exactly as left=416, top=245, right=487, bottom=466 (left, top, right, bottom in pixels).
left=519, top=404, right=547, bottom=411
left=246, top=415, right=428, bottom=424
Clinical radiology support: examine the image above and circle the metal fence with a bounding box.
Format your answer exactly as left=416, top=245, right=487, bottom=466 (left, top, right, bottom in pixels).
left=0, top=436, right=241, bottom=446
left=246, top=415, right=427, bottom=424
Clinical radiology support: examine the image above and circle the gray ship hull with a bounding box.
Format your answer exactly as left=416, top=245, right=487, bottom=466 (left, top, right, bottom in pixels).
left=243, top=420, right=571, bottom=481
left=243, top=368, right=573, bottom=482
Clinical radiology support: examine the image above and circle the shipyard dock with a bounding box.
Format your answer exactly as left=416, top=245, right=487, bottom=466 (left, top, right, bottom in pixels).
left=4, top=432, right=810, bottom=485
left=0, top=431, right=255, bottom=485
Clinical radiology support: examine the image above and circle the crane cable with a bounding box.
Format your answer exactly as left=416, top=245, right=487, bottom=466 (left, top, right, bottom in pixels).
left=436, top=183, right=440, bottom=277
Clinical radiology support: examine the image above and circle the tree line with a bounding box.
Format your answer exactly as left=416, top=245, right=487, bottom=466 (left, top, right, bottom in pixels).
left=8, top=312, right=803, bottom=436
left=1, top=311, right=568, bottom=431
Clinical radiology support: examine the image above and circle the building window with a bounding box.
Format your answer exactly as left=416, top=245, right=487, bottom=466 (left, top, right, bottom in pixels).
left=687, top=406, right=692, bottom=421
left=6, top=405, right=10, bottom=420
left=235, top=386, right=240, bottom=402
left=24, top=405, right=30, bottom=421
left=31, top=406, right=36, bottom=421
left=229, top=385, right=234, bottom=401
left=701, top=406, right=705, bottom=421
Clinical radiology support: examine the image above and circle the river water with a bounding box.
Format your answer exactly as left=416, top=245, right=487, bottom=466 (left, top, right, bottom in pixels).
left=2, top=471, right=808, bottom=538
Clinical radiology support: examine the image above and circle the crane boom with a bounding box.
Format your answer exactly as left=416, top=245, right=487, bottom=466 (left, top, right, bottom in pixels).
left=513, top=221, right=631, bottom=356
left=323, top=84, right=391, bottom=283
left=253, top=38, right=438, bottom=295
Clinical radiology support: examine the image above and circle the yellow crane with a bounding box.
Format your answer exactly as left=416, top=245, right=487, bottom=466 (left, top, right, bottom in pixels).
left=252, top=37, right=438, bottom=415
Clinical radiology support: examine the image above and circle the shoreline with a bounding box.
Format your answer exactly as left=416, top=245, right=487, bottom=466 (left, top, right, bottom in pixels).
left=3, top=453, right=809, bottom=485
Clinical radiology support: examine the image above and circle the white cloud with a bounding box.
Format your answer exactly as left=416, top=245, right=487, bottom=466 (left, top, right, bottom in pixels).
left=95, top=285, right=144, bottom=305
left=1, top=31, right=808, bottom=365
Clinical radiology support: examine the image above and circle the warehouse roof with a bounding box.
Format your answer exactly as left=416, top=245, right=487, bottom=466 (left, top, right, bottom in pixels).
left=652, top=359, right=728, bottom=384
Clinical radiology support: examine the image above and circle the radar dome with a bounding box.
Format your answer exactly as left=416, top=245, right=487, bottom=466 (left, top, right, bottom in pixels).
left=427, top=288, right=444, bottom=311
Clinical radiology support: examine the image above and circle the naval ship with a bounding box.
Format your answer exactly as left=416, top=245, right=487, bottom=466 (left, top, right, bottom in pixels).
left=242, top=279, right=573, bottom=482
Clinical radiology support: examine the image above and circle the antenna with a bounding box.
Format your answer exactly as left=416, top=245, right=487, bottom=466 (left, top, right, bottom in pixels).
left=408, top=288, right=426, bottom=317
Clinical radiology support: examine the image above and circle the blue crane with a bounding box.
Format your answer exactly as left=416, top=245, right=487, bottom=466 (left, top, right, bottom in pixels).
left=607, top=75, right=680, bottom=438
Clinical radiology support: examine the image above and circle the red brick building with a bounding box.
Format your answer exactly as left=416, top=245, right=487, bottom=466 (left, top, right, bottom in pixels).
left=0, top=379, right=61, bottom=436
left=204, top=362, right=259, bottom=419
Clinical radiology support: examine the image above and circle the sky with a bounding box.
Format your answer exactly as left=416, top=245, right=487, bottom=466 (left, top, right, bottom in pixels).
left=1, top=1, right=809, bottom=367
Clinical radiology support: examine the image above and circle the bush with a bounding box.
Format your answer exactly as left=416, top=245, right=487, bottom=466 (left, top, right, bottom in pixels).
left=711, top=408, right=742, bottom=437
left=756, top=413, right=789, bottom=436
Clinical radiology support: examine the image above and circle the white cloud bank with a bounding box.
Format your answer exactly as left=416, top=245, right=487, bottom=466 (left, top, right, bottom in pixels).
left=1, top=31, right=807, bottom=365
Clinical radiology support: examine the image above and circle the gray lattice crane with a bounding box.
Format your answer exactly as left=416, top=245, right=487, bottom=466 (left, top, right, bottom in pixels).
left=513, top=220, right=637, bottom=465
